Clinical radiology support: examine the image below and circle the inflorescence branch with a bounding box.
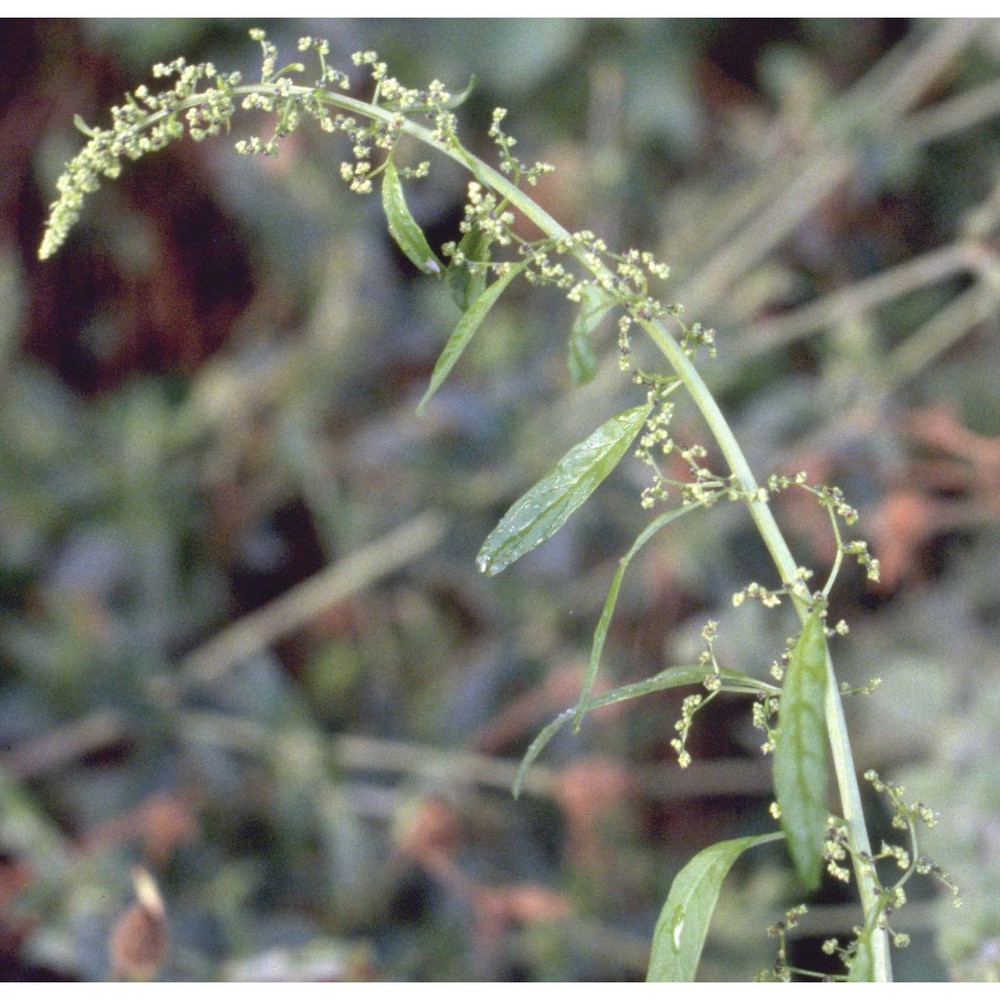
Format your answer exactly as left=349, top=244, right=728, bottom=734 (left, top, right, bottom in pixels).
left=38, top=29, right=957, bottom=984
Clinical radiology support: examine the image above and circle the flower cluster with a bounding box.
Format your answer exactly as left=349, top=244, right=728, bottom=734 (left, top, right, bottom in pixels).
left=351, top=49, right=459, bottom=142
left=460, top=181, right=515, bottom=246
left=39, top=28, right=472, bottom=257
left=753, top=693, right=780, bottom=755
left=824, top=817, right=854, bottom=884
left=488, top=108, right=554, bottom=185
left=668, top=622, right=726, bottom=767
left=765, top=473, right=882, bottom=585
left=630, top=385, right=772, bottom=513
left=761, top=904, right=810, bottom=982
left=670, top=693, right=704, bottom=769
left=764, top=772, right=960, bottom=980
left=634, top=390, right=676, bottom=509
left=39, top=58, right=240, bottom=259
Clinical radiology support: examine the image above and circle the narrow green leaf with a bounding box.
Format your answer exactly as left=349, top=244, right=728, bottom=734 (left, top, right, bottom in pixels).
left=381, top=156, right=442, bottom=276
left=773, top=603, right=830, bottom=891
left=512, top=664, right=777, bottom=798
left=417, top=259, right=527, bottom=415
left=567, top=330, right=597, bottom=386
left=568, top=284, right=613, bottom=385
left=573, top=505, right=698, bottom=731
left=440, top=74, right=477, bottom=110
left=445, top=225, right=491, bottom=312
left=477, top=401, right=652, bottom=576
left=647, top=832, right=785, bottom=981
left=512, top=711, right=573, bottom=799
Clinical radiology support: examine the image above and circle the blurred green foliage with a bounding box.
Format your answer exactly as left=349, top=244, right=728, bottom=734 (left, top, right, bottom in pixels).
left=1, top=17, right=999, bottom=981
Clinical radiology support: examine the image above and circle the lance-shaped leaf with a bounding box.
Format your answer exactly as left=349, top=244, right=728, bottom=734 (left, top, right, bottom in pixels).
left=512, top=664, right=777, bottom=798
left=438, top=74, right=477, bottom=110
left=572, top=504, right=698, bottom=731
left=477, top=401, right=652, bottom=576
left=773, top=603, right=830, bottom=891
left=445, top=225, right=491, bottom=312
left=382, top=156, right=443, bottom=277
left=647, top=832, right=785, bottom=982
left=417, top=259, right=528, bottom=415
left=567, top=284, right=613, bottom=385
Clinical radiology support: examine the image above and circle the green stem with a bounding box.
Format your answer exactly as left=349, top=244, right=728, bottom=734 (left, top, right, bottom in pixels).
left=341, top=87, right=890, bottom=982
left=125, top=79, right=893, bottom=980
left=635, top=317, right=890, bottom=983
left=413, top=119, right=889, bottom=983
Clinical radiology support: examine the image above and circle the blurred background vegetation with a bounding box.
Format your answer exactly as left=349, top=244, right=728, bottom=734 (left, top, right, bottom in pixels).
left=1, top=17, right=999, bottom=982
